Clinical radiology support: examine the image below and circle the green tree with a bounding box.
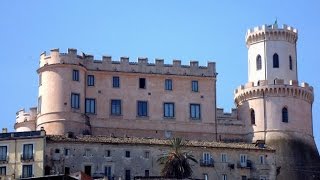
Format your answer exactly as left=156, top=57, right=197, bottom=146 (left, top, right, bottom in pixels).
left=157, top=137, right=197, bottom=179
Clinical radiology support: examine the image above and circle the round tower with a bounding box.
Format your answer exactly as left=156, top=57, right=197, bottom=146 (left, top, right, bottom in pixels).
left=235, top=24, right=320, bottom=180
left=36, top=48, right=90, bottom=135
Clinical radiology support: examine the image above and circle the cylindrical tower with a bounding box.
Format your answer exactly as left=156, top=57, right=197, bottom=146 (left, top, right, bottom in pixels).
left=235, top=24, right=320, bottom=180
left=36, top=48, right=90, bottom=135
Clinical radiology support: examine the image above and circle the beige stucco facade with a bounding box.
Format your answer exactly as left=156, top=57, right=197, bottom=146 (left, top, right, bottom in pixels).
left=0, top=130, right=46, bottom=179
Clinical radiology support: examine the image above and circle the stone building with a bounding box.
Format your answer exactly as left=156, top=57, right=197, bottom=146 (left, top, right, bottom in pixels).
left=11, top=23, right=320, bottom=179
left=45, top=135, right=276, bottom=180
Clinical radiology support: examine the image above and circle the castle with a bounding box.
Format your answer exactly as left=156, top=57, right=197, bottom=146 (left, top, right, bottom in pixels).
left=9, top=23, right=320, bottom=179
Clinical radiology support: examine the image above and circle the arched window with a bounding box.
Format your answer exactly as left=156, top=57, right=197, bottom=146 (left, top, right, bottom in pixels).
left=256, top=55, right=262, bottom=70
left=273, top=53, right=279, bottom=68
left=282, top=107, right=288, bottom=123
left=250, top=109, right=255, bottom=124
left=289, top=56, right=293, bottom=70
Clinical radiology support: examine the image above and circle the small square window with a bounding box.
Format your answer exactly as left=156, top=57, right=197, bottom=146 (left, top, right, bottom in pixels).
left=55, top=149, right=60, bottom=153
left=165, top=79, right=172, bottom=90
left=125, top=151, right=130, bottom=158
left=113, top=76, right=120, bottom=88
left=144, top=151, right=150, bottom=159
left=64, top=149, right=70, bottom=156
left=259, top=155, right=265, bottom=164
left=73, top=70, right=79, bottom=81
left=139, top=78, right=146, bottom=89
left=192, top=80, right=198, bottom=92
left=87, top=75, right=95, bottom=86
left=105, top=150, right=111, bottom=157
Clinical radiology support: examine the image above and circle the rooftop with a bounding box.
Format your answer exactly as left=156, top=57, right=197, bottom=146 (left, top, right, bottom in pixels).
left=47, top=135, right=274, bottom=151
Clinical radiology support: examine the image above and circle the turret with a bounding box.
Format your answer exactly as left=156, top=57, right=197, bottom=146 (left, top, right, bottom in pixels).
left=235, top=23, right=320, bottom=180
left=246, top=24, right=298, bottom=85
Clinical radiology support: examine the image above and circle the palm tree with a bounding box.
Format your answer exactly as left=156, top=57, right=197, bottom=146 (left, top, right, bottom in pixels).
left=157, top=137, right=197, bottom=179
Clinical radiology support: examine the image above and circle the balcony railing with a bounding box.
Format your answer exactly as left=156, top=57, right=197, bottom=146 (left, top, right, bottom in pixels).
left=0, top=155, right=8, bottom=163
left=20, top=154, right=34, bottom=162
left=199, top=158, right=214, bottom=167
left=237, top=160, right=252, bottom=169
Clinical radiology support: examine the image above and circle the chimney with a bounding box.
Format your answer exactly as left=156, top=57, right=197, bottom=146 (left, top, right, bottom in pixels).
left=2, top=128, right=8, bottom=133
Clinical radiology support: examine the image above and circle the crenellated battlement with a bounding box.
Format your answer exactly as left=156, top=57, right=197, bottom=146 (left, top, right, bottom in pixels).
left=16, top=107, right=37, bottom=124
left=217, top=108, right=238, bottom=119
left=39, top=48, right=217, bottom=77
left=234, top=79, right=314, bottom=105
left=246, top=24, right=298, bottom=46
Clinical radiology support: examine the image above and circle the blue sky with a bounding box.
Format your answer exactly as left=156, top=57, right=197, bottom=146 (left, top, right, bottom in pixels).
left=0, top=1, right=319, bottom=148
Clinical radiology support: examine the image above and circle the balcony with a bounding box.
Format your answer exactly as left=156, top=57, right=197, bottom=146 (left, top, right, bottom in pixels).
left=0, top=155, right=8, bottom=164
left=21, top=154, right=34, bottom=162
left=237, top=160, right=252, bottom=169
left=199, top=158, right=214, bottom=167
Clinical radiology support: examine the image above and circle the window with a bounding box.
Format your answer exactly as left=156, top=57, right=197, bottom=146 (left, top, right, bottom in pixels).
left=282, top=107, right=288, bottom=123
left=144, top=151, right=150, bottom=159
left=260, top=176, right=267, bottom=180
left=203, top=152, right=211, bottom=164
left=0, top=166, right=6, bottom=175
left=39, top=73, right=42, bottom=86
left=105, top=166, right=112, bottom=180
left=256, top=55, right=262, bottom=70
left=250, top=109, right=255, bottom=124
left=190, top=104, right=201, bottom=119
left=64, top=149, right=70, bottom=156
left=145, top=170, right=149, bottom=177
left=273, top=53, right=279, bottom=68
left=137, top=101, right=148, bottom=117
left=164, top=103, right=175, bottom=118
left=240, top=154, right=247, bottom=167
left=105, top=150, right=111, bottom=157
left=87, top=75, right=95, bottom=86
left=192, top=80, right=198, bottom=92
left=72, top=69, right=79, bottom=81
left=289, top=56, right=293, bottom=70
left=165, top=79, right=172, bottom=90
left=139, top=78, right=146, bottom=89
left=84, top=149, right=91, bottom=157
left=111, top=100, right=121, bottom=115
left=125, top=151, right=130, bottom=158
left=203, top=174, right=208, bottom=180
left=259, top=155, right=265, bottom=164
left=84, top=165, right=91, bottom=176
left=65, top=167, right=70, bottom=175
left=22, top=165, right=33, bottom=178
left=221, top=153, right=227, bottom=163
left=37, top=96, right=42, bottom=114
left=85, top=98, right=96, bottom=114
left=113, top=76, right=120, bottom=88
left=0, top=146, right=7, bottom=161
left=125, top=170, right=131, bottom=180
left=71, top=93, right=80, bottom=109
left=222, top=174, right=227, bottom=180
left=241, top=176, right=247, bottom=180
left=22, top=144, right=33, bottom=160
left=55, top=149, right=60, bottom=153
